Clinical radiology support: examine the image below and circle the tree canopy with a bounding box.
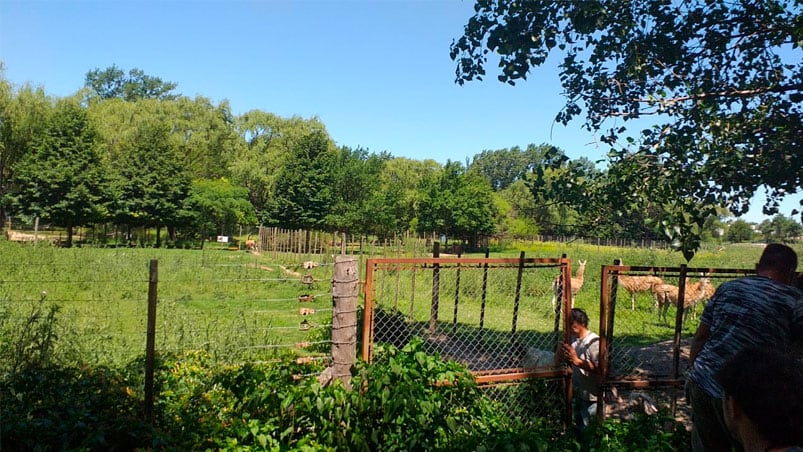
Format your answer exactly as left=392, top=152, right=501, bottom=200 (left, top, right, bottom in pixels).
left=84, top=65, right=179, bottom=102
left=451, top=0, right=802, bottom=259
left=5, top=98, right=110, bottom=245
left=2, top=61, right=798, bottom=250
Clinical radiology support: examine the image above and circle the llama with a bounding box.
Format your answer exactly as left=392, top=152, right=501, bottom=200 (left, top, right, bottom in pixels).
left=652, top=277, right=710, bottom=323
left=617, top=274, right=664, bottom=310
left=551, top=260, right=587, bottom=310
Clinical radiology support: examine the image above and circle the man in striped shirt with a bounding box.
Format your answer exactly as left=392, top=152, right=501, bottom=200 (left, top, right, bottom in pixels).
left=688, top=244, right=803, bottom=452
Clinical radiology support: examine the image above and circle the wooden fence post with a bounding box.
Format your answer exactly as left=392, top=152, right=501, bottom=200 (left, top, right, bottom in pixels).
left=144, top=259, right=158, bottom=422
left=320, top=255, right=359, bottom=389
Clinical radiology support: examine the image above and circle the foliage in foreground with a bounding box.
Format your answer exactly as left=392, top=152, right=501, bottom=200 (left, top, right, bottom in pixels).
left=1, top=352, right=690, bottom=450
left=0, top=302, right=690, bottom=451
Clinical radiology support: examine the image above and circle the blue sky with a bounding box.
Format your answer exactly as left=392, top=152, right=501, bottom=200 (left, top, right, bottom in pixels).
left=1, top=0, right=799, bottom=224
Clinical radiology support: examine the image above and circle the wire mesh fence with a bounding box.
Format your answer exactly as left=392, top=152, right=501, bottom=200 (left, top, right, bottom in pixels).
left=598, top=264, right=756, bottom=421
left=362, top=255, right=763, bottom=428
left=0, top=246, right=335, bottom=372
left=362, top=255, right=574, bottom=426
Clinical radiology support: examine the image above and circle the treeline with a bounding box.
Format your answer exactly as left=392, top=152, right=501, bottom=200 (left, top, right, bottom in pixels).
left=1, top=65, right=798, bottom=248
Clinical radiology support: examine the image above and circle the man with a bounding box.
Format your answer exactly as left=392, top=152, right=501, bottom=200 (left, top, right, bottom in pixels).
left=716, top=347, right=803, bottom=451
left=688, top=244, right=803, bottom=452
left=561, top=308, right=600, bottom=436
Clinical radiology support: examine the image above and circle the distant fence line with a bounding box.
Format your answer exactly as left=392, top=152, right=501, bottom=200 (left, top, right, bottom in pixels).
left=5, top=216, right=670, bottom=252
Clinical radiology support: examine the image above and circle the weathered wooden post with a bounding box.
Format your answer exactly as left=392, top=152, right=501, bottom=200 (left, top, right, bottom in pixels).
left=319, top=255, right=359, bottom=389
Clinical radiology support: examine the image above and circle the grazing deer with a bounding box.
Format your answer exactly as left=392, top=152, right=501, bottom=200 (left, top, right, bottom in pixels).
left=618, top=274, right=665, bottom=310
left=551, top=260, right=587, bottom=310
left=653, top=277, right=711, bottom=323
left=245, top=234, right=258, bottom=251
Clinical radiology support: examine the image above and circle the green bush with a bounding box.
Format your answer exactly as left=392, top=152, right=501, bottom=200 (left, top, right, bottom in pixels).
left=1, top=317, right=691, bottom=451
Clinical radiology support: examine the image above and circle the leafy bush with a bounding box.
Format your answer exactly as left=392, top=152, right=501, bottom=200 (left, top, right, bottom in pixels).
left=0, top=364, right=156, bottom=450
left=1, top=329, right=691, bottom=451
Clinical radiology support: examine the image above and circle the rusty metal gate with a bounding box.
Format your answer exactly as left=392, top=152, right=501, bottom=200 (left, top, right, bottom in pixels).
left=598, top=263, right=755, bottom=420
left=361, top=253, right=575, bottom=425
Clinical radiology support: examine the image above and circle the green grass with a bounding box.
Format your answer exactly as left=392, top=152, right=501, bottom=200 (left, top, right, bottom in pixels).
left=0, top=240, right=334, bottom=369
left=2, top=237, right=799, bottom=371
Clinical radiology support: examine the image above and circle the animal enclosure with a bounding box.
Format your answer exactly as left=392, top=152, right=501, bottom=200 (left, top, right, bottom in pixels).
left=362, top=254, right=761, bottom=426
left=598, top=264, right=755, bottom=419
left=361, top=254, right=575, bottom=424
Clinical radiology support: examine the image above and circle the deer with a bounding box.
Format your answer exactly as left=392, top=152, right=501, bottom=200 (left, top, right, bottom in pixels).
left=551, top=260, right=587, bottom=311
left=617, top=274, right=665, bottom=310
left=652, top=277, right=711, bottom=324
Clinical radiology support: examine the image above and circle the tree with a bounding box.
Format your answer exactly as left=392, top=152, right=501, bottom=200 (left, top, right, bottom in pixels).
left=0, top=73, right=53, bottom=220
left=325, top=146, right=393, bottom=236
left=183, top=178, right=257, bottom=244
left=84, top=65, right=178, bottom=102
left=452, top=1, right=802, bottom=259
left=231, top=111, right=329, bottom=222
left=417, top=161, right=496, bottom=247
left=381, top=157, right=442, bottom=234
left=725, top=219, right=755, bottom=243
left=269, top=130, right=337, bottom=231
left=759, top=215, right=803, bottom=243
left=493, top=186, right=540, bottom=240
left=108, top=122, right=191, bottom=247
left=4, top=98, right=110, bottom=246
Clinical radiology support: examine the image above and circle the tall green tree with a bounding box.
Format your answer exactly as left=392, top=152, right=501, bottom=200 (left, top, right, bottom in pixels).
left=84, top=65, right=178, bottom=102
left=182, top=178, right=257, bottom=244
left=88, top=96, right=241, bottom=181
left=5, top=98, right=110, bottom=246
left=326, top=146, right=392, bottom=236
left=108, top=122, right=191, bottom=247
left=270, top=130, right=336, bottom=231
left=759, top=215, right=803, bottom=243
left=381, top=157, right=442, bottom=233
left=231, top=111, right=329, bottom=222
left=495, top=180, right=540, bottom=239
left=0, top=74, right=53, bottom=220
left=725, top=219, right=755, bottom=243
left=452, top=0, right=802, bottom=259
left=417, top=161, right=496, bottom=247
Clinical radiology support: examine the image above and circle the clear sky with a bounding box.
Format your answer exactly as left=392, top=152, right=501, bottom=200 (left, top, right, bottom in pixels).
left=1, top=0, right=799, bottom=224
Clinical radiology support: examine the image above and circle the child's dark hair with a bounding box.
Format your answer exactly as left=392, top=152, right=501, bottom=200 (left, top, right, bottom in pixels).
left=716, top=347, right=803, bottom=449
left=570, top=308, right=589, bottom=327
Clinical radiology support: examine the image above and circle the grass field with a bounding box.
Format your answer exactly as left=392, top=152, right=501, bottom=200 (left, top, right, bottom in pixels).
left=1, top=237, right=799, bottom=372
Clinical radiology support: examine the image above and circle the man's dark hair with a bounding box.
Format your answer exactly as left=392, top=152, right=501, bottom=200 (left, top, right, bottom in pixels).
left=570, top=308, right=589, bottom=328
left=756, top=243, right=798, bottom=274
left=716, top=347, right=803, bottom=449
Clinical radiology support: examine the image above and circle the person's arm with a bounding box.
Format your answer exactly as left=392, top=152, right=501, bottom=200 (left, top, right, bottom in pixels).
left=561, top=343, right=597, bottom=372
left=689, top=323, right=710, bottom=365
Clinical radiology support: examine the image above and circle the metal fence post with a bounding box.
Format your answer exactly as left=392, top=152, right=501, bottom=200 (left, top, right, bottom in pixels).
left=429, top=241, right=440, bottom=333
left=144, top=259, right=158, bottom=422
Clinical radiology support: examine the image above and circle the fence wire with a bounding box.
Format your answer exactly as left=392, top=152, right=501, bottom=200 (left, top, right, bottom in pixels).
left=599, top=264, right=755, bottom=422
left=363, top=256, right=573, bottom=425
left=0, top=248, right=334, bottom=371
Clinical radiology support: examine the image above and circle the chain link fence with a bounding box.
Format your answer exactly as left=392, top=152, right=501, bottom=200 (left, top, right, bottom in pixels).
left=599, top=264, right=755, bottom=421
left=362, top=255, right=574, bottom=426
left=362, top=256, right=761, bottom=428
